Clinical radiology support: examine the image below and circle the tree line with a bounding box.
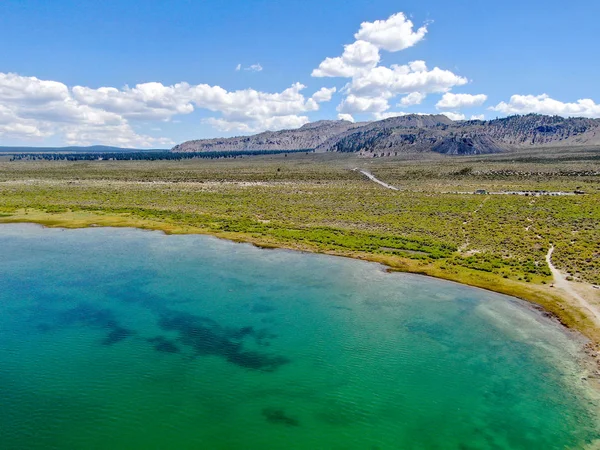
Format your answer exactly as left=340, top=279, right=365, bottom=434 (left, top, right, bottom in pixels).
left=9, top=149, right=314, bottom=161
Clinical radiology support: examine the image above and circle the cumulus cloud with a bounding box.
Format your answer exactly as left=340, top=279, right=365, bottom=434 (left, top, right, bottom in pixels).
left=354, top=12, right=428, bottom=52
left=311, top=86, right=337, bottom=103
left=312, top=40, right=380, bottom=78
left=491, top=94, right=600, bottom=118
left=0, top=73, right=163, bottom=146
left=0, top=72, right=69, bottom=105
left=334, top=62, right=467, bottom=116
left=470, top=114, right=485, bottom=120
left=436, top=92, right=487, bottom=109
left=0, top=104, right=50, bottom=139
left=399, top=92, right=426, bottom=106
left=349, top=61, right=467, bottom=98
left=189, top=82, right=325, bottom=130
left=312, top=13, right=467, bottom=120
left=0, top=72, right=336, bottom=144
left=235, top=64, right=241, bottom=71
left=72, top=82, right=194, bottom=120
left=337, top=113, right=355, bottom=122
left=439, top=111, right=466, bottom=121
left=372, top=111, right=411, bottom=120
left=372, top=110, right=465, bottom=120
left=337, top=94, right=390, bottom=114
left=205, top=115, right=309, bottom=132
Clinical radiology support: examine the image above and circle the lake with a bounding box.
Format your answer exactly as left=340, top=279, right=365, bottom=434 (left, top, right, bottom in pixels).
left=0, top=224, right=598, bottom=449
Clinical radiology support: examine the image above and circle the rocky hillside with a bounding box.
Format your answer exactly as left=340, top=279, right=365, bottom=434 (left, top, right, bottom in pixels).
left=171, top=120, right=360, bottom=152
left=172, top=114, right=600, bottom=156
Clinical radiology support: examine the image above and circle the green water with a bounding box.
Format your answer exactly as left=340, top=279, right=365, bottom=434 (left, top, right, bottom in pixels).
left=0, top=224, right=598, bottom=449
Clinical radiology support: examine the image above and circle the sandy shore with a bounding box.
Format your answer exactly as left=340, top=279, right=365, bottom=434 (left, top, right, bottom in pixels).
left=547, top=246, right=600, bottom=326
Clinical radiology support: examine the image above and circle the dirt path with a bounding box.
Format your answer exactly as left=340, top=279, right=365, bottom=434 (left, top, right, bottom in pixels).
left=546, top=245, right=600, bottom=326
left=354, top=169, right=399, bottom=191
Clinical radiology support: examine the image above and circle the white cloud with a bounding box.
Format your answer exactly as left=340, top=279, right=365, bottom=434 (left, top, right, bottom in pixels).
left=311, top=12, right=429, bottom=79
left=0, top=104, right=50, bottom=139
left=470, top=114, right=485, bottom=120
left=188, top=82, right=322, bottom=131
left=337, top=94, right=390, bottom=114
left=245, top=63, right=263, bottom=72
left=436, top=92, right=487, bottom=109
left=491, top=94, right=600, bottom=118
left=72, top=82, right=194, bottom=120
left=64, top=122, right=173, bottom=147
left=205, top=115, right=309, bottom=132
left=312, top=40, right=380, bottom=78
left=372, top=111, right=410, bottom=120
left=0, top=72, right=336, bottom=145
left=372, top=111, right=460, bottom=120
left=311, top=86, right=336, bottom=103
left=0, top=72, right=69, bottom=105
left=332, top=62, right=466, bottom=118
left=399, top=92, right=426, bottom=106
left=234, top=63, right=263, bottom=73
left=337, top=113, right=355, bottom=122
left=354, top=12, right=428, bottom=52
left=348, top=62, right=467, bottom=98
left=311, top=13, right=467, bottom=120
left=0, top=73, right=165, bottom=146
left=440, top=111, right=466, bottom=121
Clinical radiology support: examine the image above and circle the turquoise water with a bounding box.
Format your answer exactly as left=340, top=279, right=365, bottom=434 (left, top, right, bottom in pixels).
left=0, top=224, right=598, bottom=449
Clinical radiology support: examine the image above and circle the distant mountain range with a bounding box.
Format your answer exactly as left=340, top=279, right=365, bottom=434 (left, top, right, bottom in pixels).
left=172, top=114, right=600, bottom=155
left=0, top=145, right=168, bottom=153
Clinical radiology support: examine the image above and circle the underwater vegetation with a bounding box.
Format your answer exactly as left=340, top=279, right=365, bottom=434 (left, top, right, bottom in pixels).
left=262, top=407, right=300, bottom=427
left=43, top=302, right=137, bottom=346
left=32, top=293, right=288, bottom=371
left=157, top=310, right=289, bottom=371
left=147, top=336, right=180, bottom=353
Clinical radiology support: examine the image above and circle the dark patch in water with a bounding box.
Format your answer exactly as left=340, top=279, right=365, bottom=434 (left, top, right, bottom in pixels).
left=55, top=303, right=134, bottom=345
left=404, top=318, right=453, bottom=345
left=59, top=303, right=117, bottom=328
left=251, top=303, right=276, bottom=314
left=262, top=407, right=299, bottom=426
left=102, top=327, right=134, bottom=346
left=36, top=323, right=53, bottom=333
left=47, top=286, right=286, bottom=369
left=157, top=310, right=289, bottom=371
left=231, top=325, right=255, bottom=339
left=253, top=329, right=278, bottom=346
left=332, top=305, right=353, bottom=311
left=260, top=317, right=276, bottom=324
left=147, top=336, right=180, bottom=353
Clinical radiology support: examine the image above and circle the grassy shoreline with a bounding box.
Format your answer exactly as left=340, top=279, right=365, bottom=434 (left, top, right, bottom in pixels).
left=1, top=151, right=597, bottom=344
left=2, top=208, right=598, bottom=344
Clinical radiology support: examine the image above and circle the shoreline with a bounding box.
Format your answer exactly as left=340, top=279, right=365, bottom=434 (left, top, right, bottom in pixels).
left=1, top=210, right=599, bottom=346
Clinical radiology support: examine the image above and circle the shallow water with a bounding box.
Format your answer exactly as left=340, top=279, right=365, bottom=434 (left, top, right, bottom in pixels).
left=0, top=224, right=598, bottom=449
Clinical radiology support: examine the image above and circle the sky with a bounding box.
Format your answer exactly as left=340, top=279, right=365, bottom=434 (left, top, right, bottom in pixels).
left=1, top=0, right=599, bottom=148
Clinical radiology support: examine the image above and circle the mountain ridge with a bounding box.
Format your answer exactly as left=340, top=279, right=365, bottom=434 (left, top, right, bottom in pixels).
left=172, top=114, right=600, bottom=155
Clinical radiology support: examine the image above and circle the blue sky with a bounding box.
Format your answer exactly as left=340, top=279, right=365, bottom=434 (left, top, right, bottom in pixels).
left=1, top=0, right=599, bottom=147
